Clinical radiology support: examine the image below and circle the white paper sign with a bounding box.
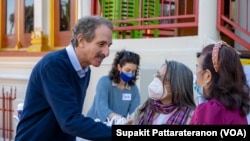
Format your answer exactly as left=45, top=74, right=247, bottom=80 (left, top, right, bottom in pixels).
left=122, top=93, right=131, bottom=101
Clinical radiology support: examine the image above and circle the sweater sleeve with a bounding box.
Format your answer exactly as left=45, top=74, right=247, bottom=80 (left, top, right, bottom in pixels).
left=190, top=100, right=225, bottom=125
left=128, top=85, right=140, bottom=115
left=95, top=76, right=114, bottom=121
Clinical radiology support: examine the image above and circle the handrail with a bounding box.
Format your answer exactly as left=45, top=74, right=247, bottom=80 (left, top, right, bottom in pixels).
left=0, top=87, right=16, bottom=141
left=217, top=0, right=250, bottom=50
left=97, top=0, right=199, bottom=38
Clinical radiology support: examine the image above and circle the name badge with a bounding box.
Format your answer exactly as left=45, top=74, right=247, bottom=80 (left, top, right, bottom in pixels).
left=122, top=93, right=131, bottom=101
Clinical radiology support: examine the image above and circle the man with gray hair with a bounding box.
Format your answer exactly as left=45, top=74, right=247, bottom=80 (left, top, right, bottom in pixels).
left=15, top=15, right=113, bottom=141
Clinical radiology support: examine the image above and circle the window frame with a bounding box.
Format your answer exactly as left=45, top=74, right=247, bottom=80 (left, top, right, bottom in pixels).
left=20, top=0, right=34, bottom=47
left=54, top=0, right=76, bottom=47
left=1, top=0, right=18, bottom=48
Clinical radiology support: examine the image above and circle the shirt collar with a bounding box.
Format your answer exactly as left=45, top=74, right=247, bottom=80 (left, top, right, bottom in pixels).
left=66, top=44, right=89, bottom=78
left=112, top=81, right=131, bottom=90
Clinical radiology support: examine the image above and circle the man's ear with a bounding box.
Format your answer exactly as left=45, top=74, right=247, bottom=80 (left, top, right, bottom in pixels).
left=203, top=69, right=212, bottom=84
left=77, top=34, right=85, bottom=47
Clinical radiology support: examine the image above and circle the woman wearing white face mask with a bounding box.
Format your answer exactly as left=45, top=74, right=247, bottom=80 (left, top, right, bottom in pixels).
left=130, top=60, right=196, bottom=125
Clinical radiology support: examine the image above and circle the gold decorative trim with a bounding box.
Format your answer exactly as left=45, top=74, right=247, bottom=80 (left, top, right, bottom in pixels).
left=27, top=28, right=49, bottom=52
left=17, top=0, right=22, bottom=48
left=75, top=0, right=78, bottom=22
left=15, top=42, right=22, bottom=50
left=49, top=0, right=55, bottom=49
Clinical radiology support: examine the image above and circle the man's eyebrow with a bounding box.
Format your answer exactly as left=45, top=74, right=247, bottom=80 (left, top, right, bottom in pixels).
left=98, top=41, right=112, bottom=46
left=97, top=41, right=106, bottom=44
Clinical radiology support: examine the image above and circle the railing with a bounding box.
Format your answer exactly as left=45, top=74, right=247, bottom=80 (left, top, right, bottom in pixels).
left=217, top=0, right=250, bottom=50
left=93, top=0, right=199, bottom=38
left=0, top=87, right=16, bottom=141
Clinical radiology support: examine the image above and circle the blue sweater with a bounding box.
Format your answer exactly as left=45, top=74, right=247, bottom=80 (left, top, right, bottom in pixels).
left=87, top=75, right=140, bottom=122
left=15, top=49, right=111, bottom=141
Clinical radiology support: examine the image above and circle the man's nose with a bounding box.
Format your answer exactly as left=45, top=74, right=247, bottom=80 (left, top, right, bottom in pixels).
left=103, top=46, right=110, bottom=57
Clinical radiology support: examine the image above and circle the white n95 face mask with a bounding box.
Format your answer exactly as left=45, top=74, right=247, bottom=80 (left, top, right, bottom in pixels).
left=148, top=77, right=168, bottom=100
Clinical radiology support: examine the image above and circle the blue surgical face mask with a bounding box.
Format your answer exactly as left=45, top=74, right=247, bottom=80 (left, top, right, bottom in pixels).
left=193, top=75, right=206, bottom=104
left=193, top=75, right=203, bottom=95
left=194, top=82, right=203, bottom=96
left=120, top=72, right=134, bottom=83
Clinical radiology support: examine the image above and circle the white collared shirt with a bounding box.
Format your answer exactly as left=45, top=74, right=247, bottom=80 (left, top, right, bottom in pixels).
left=66, top=44, right=89, bottom=78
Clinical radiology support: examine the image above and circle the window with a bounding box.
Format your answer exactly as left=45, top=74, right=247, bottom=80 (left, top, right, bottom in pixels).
left=54, top=0, right=76, bottom=47
left=1, top=0, right=17, bottom=48
left=21, top=0, right=34, bottom=47
left=0, top=0, right=34, bottom=49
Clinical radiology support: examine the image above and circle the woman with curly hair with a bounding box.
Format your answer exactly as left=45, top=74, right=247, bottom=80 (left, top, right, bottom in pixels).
left=87, top=49, right=141, bottom=123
